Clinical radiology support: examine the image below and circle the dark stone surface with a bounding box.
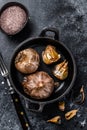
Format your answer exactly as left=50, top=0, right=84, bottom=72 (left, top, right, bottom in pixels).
left=0, top=0, right=87, bottom=130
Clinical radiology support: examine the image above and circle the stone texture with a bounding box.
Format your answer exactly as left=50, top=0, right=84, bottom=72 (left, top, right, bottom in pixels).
left=0, top=0, right=87, bottom=130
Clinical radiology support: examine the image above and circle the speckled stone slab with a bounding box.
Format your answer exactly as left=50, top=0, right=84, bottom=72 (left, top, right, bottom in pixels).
left=0, top=0, right=87, bottom=130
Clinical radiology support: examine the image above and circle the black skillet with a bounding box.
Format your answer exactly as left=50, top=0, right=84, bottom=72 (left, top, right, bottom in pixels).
left=10, top=27, right=77, bottom=112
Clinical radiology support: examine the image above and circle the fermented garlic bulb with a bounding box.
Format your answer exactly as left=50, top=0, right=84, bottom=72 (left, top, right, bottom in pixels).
left=22, top=71, right=54, bottom=99
left=15, top=48, right=40, bottom=74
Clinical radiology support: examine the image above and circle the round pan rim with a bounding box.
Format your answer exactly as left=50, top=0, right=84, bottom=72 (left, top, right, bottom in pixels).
left=9, top=37, right=77, bottom=104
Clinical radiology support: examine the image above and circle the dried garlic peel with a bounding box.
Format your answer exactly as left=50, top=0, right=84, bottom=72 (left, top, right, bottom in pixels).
left=65, top=109, right=79, bottom=120
left=58, top=101, right=65, bottom=111
left=80, top=85, right=85, bottom=103
left=47, top=116, right=61, bottom=124
left=80, top=86, right=84, bottom=93
left=75, top=85, right=85, bottom=104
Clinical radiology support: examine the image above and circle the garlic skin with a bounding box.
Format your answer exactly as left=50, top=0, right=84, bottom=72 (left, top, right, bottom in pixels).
left=47, top=116, right=61, bottom=124
left=65, top=109, right=79, bottom=120
left=75, top=85, right=85, bottom=104
left=15, top=48, right=40, bottom=74
left=53, top=60, right=68, bottom=80
left=58, top=101, right=65, bottom=111
left=22, top=71, right=54, bottom=99
left=42, top=45, right=61, bottom=64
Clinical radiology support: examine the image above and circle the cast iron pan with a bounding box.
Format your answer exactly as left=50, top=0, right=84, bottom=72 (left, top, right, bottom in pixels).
left=10, top=27, right=77, bottom=112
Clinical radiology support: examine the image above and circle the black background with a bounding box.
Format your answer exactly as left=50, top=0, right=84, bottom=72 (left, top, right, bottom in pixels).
left=0, top=0, right=87, bottom=130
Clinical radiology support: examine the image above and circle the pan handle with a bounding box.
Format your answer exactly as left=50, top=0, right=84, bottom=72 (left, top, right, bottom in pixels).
left=25, top=100, right=46, bottom=113
left=39, top=27, right=59, bottom=40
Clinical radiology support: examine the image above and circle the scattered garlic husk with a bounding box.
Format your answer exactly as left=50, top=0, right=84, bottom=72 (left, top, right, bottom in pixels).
left=42, top=45, right=61, bottom=64
left=53, top=60, right=68, bottom=80
left=58, top=101, right=65, bottom=111
left=65, top=109, right=79, bottom=120
left=75, top=85, right=85, bottom=104
left=54, top=82, right=59, bottom=87
left=47, top=116, right=61, bottom=124
left=80, top=85, right=85, bottom=103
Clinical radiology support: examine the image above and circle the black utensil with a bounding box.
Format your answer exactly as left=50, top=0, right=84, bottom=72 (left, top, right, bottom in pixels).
left=0, top=52, right=31, bottom=130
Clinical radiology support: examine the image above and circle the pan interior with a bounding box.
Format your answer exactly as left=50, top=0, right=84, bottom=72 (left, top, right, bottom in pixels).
left=10, top=38, right=75, bottom=103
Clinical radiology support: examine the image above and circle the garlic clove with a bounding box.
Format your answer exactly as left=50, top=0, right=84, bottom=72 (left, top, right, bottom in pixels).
left=47, top=116, right=61, bottom=124
left=53, top=60, right=68, bottom=80
left=42, top=45, right=61, bottom=64
left=65, top=109, right=79, bottom=120
left=58, top=101, right=65, bottom=111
